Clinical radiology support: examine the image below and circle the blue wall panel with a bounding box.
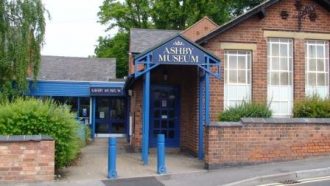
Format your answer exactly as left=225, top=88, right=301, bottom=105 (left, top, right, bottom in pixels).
left=28, top=80, right=125, bottom=97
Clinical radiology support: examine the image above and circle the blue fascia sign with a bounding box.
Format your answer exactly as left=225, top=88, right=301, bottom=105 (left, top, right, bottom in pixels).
left=152, top=37, right=205, bottom=65
left=90, top=87, right=123, bottom=96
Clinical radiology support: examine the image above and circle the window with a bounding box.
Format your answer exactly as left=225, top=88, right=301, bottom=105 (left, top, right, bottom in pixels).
left=268, top=38, right=293, bottom=86
left=224, top=50, right=251, bottom=108
left=305, top=40, right=329, bottom=98
left=267, top=38, right=293, bottom=117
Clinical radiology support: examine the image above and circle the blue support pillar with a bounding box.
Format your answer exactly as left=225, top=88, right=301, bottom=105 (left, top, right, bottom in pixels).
left=77, top=97, right=80, bottom=119
left=157, top=134, right=166, bottom=174
left=198, top=71, right=205, bottom=160
left=205, top=59, right=210, bottom=126
left=108, top=137, right=117, bottom=179
left=142, top=55, right=151, bottom=165
left=92, top=97, right=96, bottom=139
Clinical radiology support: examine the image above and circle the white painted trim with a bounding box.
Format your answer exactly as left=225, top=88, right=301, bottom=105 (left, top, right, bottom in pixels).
left=96, top=133, right=126, bottom=138
left=264, top=30, right=330, bottom=40
left=221, top=42, right=257, bottom=51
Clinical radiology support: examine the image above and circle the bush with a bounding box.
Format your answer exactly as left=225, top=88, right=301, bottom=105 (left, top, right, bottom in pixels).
left=0, top=98, right=81, bottom=169
left=218, top=101, right=272, bottom=122
left=293, top=95, right=330, bottom=118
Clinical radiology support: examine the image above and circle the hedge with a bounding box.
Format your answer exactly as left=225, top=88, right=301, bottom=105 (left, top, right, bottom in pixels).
left=218, top=101, right=272, bottom=122
left=293, top=95, right=330, bottom=118
left=0, top=98, right=81, bottom=169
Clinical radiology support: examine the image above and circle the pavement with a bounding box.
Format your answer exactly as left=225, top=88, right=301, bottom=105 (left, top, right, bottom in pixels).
left=3, top=139, right=330, bottom=186
left=58, top=138, right=204, bottom=180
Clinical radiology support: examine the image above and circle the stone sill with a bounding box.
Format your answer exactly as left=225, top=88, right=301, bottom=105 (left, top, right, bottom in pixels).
left=209, top=118, right=330, bottom=127
left=0, top=135, right=53, bottom=142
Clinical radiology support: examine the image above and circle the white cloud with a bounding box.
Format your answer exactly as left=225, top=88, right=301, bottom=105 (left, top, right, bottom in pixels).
left=41, top=0, right=116, bottom=57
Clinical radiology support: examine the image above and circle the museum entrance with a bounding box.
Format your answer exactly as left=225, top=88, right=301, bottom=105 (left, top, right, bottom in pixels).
left=95, top=97, right=126, bottom=136
left=149, top=85, right=180, bottom=147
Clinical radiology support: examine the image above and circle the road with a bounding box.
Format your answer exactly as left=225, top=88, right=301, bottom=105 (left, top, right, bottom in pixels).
left=260, top=176, right=330, bottom=186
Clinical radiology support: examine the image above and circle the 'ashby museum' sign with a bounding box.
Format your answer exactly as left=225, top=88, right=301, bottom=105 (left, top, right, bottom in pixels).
left=90, top=87, right=123, bottom=96
left=152, top=36, right=205, bottom=65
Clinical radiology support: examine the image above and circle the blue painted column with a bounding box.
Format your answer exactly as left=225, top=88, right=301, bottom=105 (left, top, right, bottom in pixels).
left=92, top=97, right=96, bottom=139
left=108, top=137, right=117, bottom=179
left=198, top=70, right=205, bottom=160
left=205, top=59, right=210, bottom=126
left=142, top=55, right=151, bottom=165
left=157, top=134, right=166, bottom=174
left=77, top=97, right=80, bottom=119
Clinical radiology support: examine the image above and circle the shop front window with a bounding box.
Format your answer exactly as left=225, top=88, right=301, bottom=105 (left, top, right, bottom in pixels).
left=52, top=96, right=78, bottom=114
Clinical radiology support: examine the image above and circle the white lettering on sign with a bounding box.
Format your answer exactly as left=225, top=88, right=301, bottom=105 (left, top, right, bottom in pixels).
left=158, top=46, right=199, bottom=63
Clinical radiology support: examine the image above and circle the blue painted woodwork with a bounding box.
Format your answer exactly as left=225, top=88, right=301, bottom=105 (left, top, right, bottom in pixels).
left=198, top=72, right=205, bottom=160
left=150, top=85, right=180, bottom=148
left=28, top=80, right=125, bottom=97
left=134, top=35, right=221, bottom=79
left=134, top=34, right=221, bottom=163
left=157, top=134, right=166, bottom=174
left=152, top=36, right=205, bottom=65
left=92, top=97, right=96, bottom=139
left=142, top=54, right=151, bottom=165
left=108, top=137, right=117, bottom=179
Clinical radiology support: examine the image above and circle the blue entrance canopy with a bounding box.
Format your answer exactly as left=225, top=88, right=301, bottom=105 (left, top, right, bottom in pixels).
left=133, top=34, right=221, bottom=165
left=134, top=34, right=221, bottom=79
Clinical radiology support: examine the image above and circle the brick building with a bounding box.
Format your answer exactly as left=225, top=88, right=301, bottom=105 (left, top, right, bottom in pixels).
left=125, top=0, right=330, bottom=164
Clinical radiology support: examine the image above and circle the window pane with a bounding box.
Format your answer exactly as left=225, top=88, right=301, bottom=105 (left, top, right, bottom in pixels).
left=224, top=69, right=228, bottom=83
left=271, top=72, right=279, bottom=85
left=229, top=56, right=237, bottom=69
left=229, top=70, right=237, bottom=83
left=280, top=58, right=288, bottom=70
left=272, top=44, right=279, bottom=56
left=308, top=73, right=317, bottom=86
left=317, top=59, right=325, bottom=71
left=309, top=59, right=317, bottom=71
left=237, top=70, right=246, bottom=83
left=317, top=73, right=326, bottom=86
left=271, top=58, right=279, bottom=70
left=280, top=72, right=289, bottom=85
left=247, top=71, right=251, bottom=84
left=317, top=46, right=325, bottom=58
left=237, top=56, right=246, bottom=69
left=280, top=44, right=288, bottom=56
left=309, top=45, right=316, bottom=58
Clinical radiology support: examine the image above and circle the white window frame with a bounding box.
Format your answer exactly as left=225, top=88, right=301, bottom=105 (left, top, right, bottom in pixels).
left=224, top=50, right=252, bottom=109
left=305, top=40, right=329, bottom=98
left=267, top=38, right=293, bottom=117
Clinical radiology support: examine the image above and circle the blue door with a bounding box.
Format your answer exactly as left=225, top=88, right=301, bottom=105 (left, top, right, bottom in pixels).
left=95, top=97, right=126, bottom=134
left=150, top=85, right=180, bottom=147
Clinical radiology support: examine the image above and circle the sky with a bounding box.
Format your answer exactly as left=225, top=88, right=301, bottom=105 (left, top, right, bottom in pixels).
left=41, top=0, right=117, bottom=57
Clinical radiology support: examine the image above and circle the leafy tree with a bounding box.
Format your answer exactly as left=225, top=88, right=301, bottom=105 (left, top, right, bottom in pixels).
left=98, top=0, right=152, bottom=32
left=95, top=32, right=129, bottom=78
left=96, top=0, right=264, bottom=78
left=0, top=0, right=47, bottom=102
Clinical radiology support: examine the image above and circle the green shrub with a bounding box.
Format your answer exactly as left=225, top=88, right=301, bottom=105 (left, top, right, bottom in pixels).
left=85, top=125, right=91, bottom=144
left=293, top=95, right=330, bottom=118
left=218, top=101, right=272, bottom=122
left=0, top=98, right=81, bottom=169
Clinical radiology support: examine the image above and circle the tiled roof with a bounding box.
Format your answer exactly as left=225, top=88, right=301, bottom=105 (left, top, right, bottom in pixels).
left=129, top=28, right=180, bottom=53
left=37, top=56, right=116, bottom=81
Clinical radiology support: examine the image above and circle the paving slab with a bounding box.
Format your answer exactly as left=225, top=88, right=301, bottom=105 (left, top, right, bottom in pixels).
left=59, top=138, right=204, bottom=181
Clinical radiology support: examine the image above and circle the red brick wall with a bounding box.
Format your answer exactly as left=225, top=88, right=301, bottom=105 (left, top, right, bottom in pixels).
left=181, top=16, right=218, bottom=42
left=202, top=0, right=330, bottom=120
left=129, top=65, right=199, bottom=154
left=205, top=119, right=330, bottom=169
left=0, top=140, right=54, bottom=182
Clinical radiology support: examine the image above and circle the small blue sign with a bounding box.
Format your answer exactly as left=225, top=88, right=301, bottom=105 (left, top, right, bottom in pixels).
left=90, top=87, right=123, bottom=96
left=152, top=36, right=205, bottom=65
